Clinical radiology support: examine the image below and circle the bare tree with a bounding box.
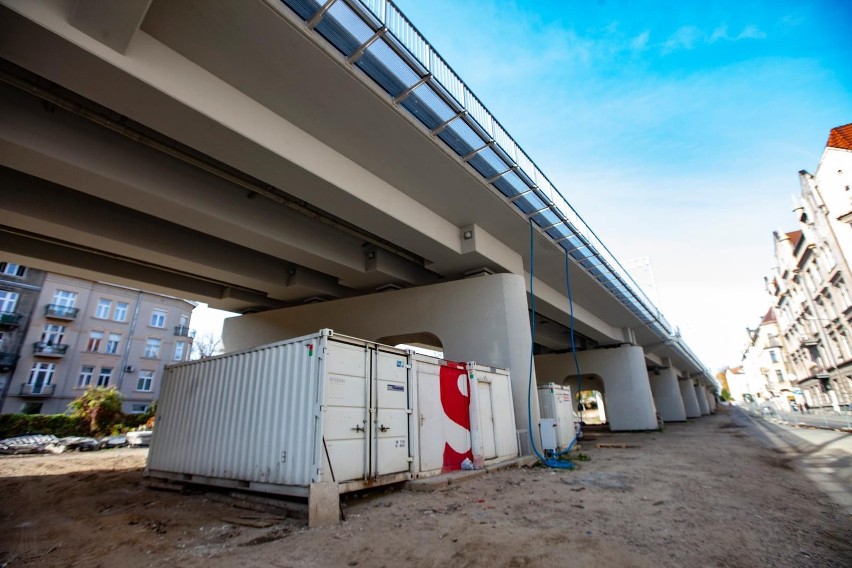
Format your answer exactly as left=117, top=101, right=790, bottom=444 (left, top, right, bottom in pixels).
left=191, top=332, right=222, bottom=360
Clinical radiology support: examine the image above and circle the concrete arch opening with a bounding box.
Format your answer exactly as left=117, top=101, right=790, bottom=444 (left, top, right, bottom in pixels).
left=375, top=332, right=444, bottom=356
left=551, top=372, right=608, bottom=426
left=535, top=345, right=658, bottom=431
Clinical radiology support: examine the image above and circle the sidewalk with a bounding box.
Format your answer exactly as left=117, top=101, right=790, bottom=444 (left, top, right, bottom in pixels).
left=733, top=406, right=852, bottom=515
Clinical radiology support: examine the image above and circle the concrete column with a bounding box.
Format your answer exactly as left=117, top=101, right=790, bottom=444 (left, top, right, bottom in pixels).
left=595, top=391, right=607, bottom=423
left=706, top=388, right=717, bottom=413
left=648, top=365, right=687, bottom=422
left=222, top=273, right=540, bottom=453
left=536, top=345, right=658, bottom=431
left=679, top=379, right=701, bottom=418
left=695, top=383, right=710, bottom=415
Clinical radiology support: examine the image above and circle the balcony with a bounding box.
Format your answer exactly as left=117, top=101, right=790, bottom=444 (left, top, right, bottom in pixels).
left=0, top=352, right=19, bottom=370
left=173, top=325, right=195, bottom=338
left=44, top=304, right=79, bottom=320
left=0, top=311, right=22, bottom=327
left=32, top=342, right=69, bottom=357
left=19, top=383, right=56, bottom=397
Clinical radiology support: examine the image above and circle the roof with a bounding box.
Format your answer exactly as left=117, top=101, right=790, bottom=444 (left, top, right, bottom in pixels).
left=760, top=308, right=776, bottom=325
left=785, top=230, right=803, bottom=249
left=827, top=123, right=852, bottom=151
left=728, top=366, right=745, bottom=375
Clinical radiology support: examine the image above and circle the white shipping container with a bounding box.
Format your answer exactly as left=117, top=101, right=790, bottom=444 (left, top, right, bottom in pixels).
left=146, top=330, right=518, bottom=501
left=537, top=383, right=577, bottom=450
left=411, top=356, right=518, bottom=475
left=146, top=330, right=413, bottom=497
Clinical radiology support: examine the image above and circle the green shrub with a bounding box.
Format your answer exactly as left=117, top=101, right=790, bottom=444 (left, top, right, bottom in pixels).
left=0, top=414, right=88, bottom=439
left=67, top=387, right=125, bottom=437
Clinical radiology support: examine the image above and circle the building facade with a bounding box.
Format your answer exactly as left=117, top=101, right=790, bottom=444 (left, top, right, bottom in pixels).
left=1, top=267, right=195, bottom=415
left=0, top=262, right=46, bottom=404
left=758, top=124, right=852, bottom=411
left=738, top=308, right=796, bottom=405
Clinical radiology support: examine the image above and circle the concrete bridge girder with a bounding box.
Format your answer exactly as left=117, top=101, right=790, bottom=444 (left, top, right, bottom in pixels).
left=0, top=0, right=657, bottom=345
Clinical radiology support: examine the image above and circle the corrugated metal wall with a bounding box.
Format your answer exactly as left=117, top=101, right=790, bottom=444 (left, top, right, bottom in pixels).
left=147, top=333, right=325, bottom=488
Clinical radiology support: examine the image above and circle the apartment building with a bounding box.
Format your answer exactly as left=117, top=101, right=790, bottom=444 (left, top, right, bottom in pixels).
left=739, top=308, right=796, bottom=404
left=760, top=123, right=852, bottom=411
left=0, top=262, right=46, bottom=404
left=1, top=268, right=195, bottom=415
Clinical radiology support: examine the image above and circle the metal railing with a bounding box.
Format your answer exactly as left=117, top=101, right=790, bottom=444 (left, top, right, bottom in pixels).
left=277, top=0, right=711, bottom=376
left=173, top=325, right=195, bottom=338
left=19, top=383, right=56, bottom=397
left=32, top=342, right=69, bottom=356
left=44, top=304, right=79, bottom=319
left=748, top=403, right=852, bottom=430
left=0, top=311, right=22, bottom=326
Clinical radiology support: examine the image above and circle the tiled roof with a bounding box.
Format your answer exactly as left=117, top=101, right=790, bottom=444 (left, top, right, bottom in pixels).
left=761, top=308, right=776, bottom=325
left=785, top=230, right=803, bottom=248
left=827, top=123, right=852, bottom=150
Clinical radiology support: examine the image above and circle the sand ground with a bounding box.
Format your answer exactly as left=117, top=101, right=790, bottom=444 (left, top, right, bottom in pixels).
left=1, top=406, right=850, bottom=568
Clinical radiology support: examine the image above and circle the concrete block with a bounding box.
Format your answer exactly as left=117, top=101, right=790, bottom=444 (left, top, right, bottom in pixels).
left=308, top=482, right=340, bottom=527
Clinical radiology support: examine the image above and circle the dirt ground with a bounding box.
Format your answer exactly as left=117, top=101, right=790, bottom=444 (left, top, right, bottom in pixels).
left=1, top=407, right=851, bottom=568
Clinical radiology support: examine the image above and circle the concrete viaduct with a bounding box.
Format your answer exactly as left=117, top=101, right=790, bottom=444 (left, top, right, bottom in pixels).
left=0, top=0, right=717, bottom=450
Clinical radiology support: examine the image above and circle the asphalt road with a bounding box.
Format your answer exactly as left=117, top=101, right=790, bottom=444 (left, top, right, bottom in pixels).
left=732, top=405, right=852, bottom=515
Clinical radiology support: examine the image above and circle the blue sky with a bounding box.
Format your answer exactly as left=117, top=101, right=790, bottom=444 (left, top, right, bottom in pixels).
left=389, top=0, right=852, bottom=369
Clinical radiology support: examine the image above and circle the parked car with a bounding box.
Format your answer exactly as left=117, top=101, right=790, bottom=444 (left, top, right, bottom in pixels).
left=0, top=434, right=58, bottom=455
left=99, top=435, right=127, bottom=449
left=53, top=437, right=101, bottom=452
left=126, top=430, right=152, bottom=447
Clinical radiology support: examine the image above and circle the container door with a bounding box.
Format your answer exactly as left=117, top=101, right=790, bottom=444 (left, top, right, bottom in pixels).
left=322, top=342, right=370, bottom=482
left=417, top=365, right=444, bottom=472
left=477, top=381, right=498, bottom=459
left=372, top=349, right=410, bottom=476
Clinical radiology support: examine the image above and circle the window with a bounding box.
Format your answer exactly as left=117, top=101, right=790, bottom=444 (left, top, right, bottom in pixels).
left=130, top=404, right=149, bottom=414
left=28, top=362, right=55, bottom=392
left=136, top=370, right=154, bottom=392
left=97, top=367, right=112, bottom=387
left=52, top=290, right=77, bottom=308
left=144, top=338, right=161, bottom=358
left=106, top=333, right=121, bottom=355
left=179, top=314, right=189, bottom=328
left=0, top=290, right=19, bottom=312
left=150, top=310, right=167, bottom=328
left=95, top=299, right=111, bottom=319
left=0, top=262, right=26, bottom=277
left=769, top=350, right=779, bottom=363
left=114, top=302, right=129, bottom=322
left=87, top=331, right=104, bottom=352
left=839, top=279, right=852, bottom=311
left=174, top=341, right=186, bottom=361
left=77, top=366, right=94, bottom=388
left=41, top=324, right=66, bottom=345
left=775, top=370, right=784, bottom=383
left=21, top=402, right=42, bottom=415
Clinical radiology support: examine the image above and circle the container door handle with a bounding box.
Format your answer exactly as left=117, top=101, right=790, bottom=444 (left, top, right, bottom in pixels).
left=352, top=424, right=365, bottom=433
left=379, top=424, right=390, bottom=433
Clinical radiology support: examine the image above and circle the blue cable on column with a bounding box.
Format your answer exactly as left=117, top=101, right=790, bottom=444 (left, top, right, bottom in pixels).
left=527, top=219, right=574, bottom=469
left=553, top=249, right=584, bottom=456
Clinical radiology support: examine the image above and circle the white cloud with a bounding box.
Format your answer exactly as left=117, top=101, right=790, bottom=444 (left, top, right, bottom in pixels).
left=661, top=25, right=703, bottom=53
left=661, top=23, right=766, bottom=53
left=630, top=30, right=650, bottom=51
left=737, top=24, right=767, bottom=40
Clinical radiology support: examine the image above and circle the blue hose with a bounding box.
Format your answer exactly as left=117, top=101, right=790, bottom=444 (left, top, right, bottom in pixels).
left=527, top=220, right=575, bottom=469
left=552, top=250, right=584, bottom=457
